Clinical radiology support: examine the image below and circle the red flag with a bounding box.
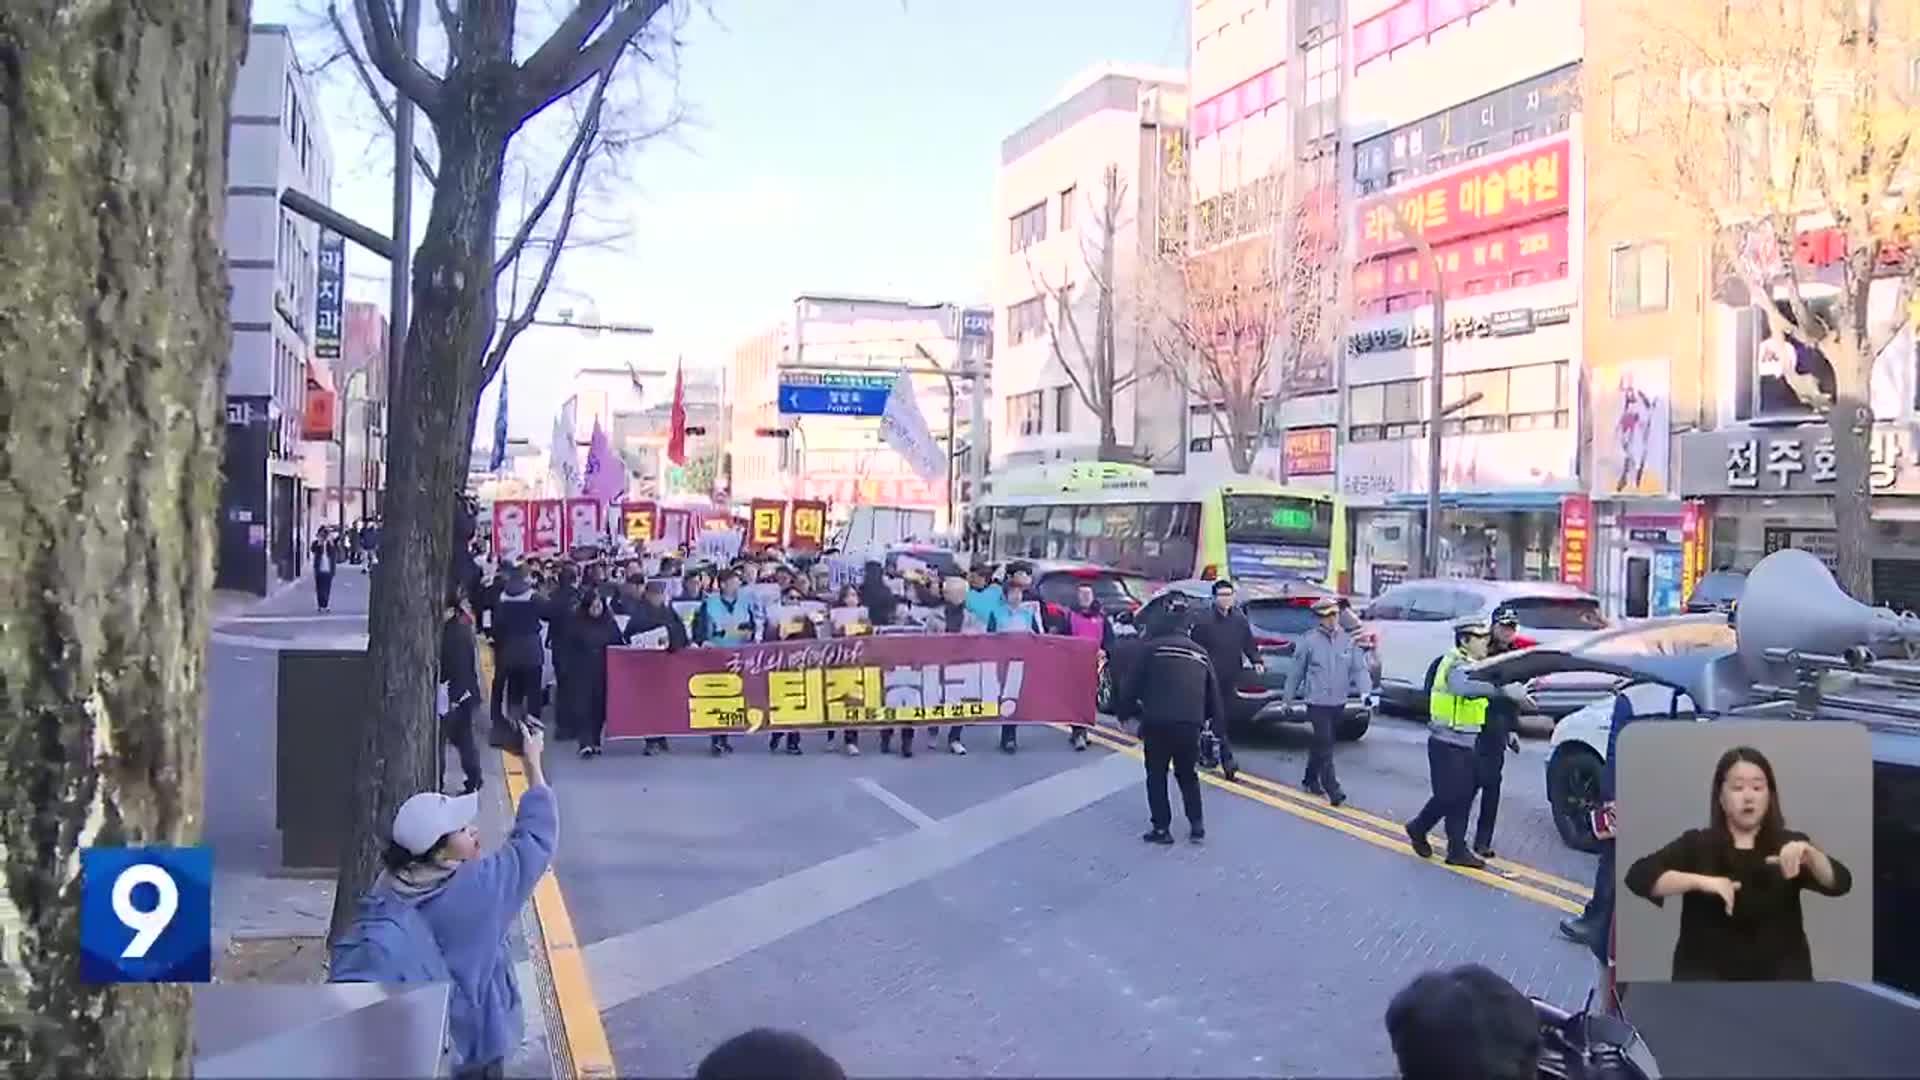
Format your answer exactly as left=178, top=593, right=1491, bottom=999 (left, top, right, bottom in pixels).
left=667, top=360, right=688, bottom=465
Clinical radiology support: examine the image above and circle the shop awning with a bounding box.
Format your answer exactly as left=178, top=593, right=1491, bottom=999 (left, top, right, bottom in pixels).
left=1384, top=490, right=1572, bottom=511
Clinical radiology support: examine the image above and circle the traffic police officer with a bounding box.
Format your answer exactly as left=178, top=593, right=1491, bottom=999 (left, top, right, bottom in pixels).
left=1403, top=618, right=1533, bottom=869
left=1468, top=606, right=1530, bottom=858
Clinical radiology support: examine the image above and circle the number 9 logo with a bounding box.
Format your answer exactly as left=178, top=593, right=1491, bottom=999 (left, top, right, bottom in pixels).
left=112, top=863, right=179, bottom=959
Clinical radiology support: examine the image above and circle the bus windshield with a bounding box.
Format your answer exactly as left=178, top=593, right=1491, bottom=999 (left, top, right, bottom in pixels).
left=1221, top=494, right=1336, bottom=582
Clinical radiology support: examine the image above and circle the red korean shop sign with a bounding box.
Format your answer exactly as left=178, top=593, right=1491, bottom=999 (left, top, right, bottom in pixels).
left=605, top=633, right=1099, bottom=738
left=1559, top=495, right=1592, bottom=590
left=1353, top=214, right=1569, bottom=302
left=1355, top=137, right=1570, bottom=260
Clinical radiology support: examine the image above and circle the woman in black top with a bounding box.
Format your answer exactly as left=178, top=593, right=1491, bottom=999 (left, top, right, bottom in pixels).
left=1624, top=745, right=1852, bottom=981
left=568, top=591, right=627, bottom=759
left=858, top=561, right=898, bottom=628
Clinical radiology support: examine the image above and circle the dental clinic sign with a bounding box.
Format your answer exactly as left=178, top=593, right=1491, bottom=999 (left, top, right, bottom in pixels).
left=1677, top=424, right=1920, bottom=496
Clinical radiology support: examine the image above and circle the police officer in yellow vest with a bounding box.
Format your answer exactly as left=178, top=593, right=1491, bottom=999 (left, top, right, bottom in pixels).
left=1402, top=617, right=1535, bottom=869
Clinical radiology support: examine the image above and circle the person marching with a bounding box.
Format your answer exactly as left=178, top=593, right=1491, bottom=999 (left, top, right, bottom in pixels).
left=1403, top=619, right=1535, bottom=869
left=1189, top=579, right=1258, bottom=781
left=311, top=527, right=341, bottom=611
left=568, top=591, right=624, bottom=758
left=692, top=568, right=756, bottom=755
left=887, top=576, right=986, bottom=757
left=438, top=587, right=485, bottom=794
left=1113, top=596, right=1223, bottom=845
left=762, top=604, right=812, bottom=756
left=622, top=579, right=687, bottom=755
left=1279, top=596, right=1373, bottom=807
left=986, top=577, right=1045, bottom=753
left=826, top=584, right=870, bottom=755
left=1469, top=606, right=1533, bottom=858
left=1056, top=582, right=1113, bottom=751
left=488, top=561, right=548, bottom=749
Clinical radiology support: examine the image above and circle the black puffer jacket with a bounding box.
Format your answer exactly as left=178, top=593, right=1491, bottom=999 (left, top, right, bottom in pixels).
left=1113, top=627, right=1226, bottom=733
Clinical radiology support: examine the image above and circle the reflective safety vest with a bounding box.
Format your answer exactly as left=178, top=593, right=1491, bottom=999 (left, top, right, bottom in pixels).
left=702, top=595, right=755, bottom=645
left=1428, top=650, right=1487, bottom=735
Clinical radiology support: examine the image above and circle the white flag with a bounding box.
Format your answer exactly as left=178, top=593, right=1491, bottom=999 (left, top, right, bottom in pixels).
left=879, top=374, right=946, bottom=482
left=550, top=411, right=580, bottom=495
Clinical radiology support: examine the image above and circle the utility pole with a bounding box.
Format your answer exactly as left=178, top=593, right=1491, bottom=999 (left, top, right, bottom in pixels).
left=1387, top=203, right=1448, bottom=577
left=388, top=0, right=420, bottom=412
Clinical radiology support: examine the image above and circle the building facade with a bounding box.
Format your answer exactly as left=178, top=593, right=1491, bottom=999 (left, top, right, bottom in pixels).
left=219, top=24, right=334, bottom=594
left=306, top=301, right=390, bottom=531
left=729, top=294, right=986, bottom=530
left=992, top=65, right=1188, bottom=470
left=1336, top=0, right=1585, bottom=595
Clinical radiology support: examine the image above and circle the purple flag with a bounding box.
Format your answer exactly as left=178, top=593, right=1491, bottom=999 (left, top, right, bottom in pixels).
left=581, top=419, right=627, bottom=503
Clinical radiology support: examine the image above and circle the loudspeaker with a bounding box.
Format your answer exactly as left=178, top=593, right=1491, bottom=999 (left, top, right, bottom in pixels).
left=1735, top=548, right=1919, bottom=679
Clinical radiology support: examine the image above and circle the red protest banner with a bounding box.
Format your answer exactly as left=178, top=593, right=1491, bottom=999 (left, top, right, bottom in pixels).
left=491, top=500, right=529, bottom=562
left=529, top=499, right=565, bottom=555
left=621, top=501, right=657, bottom=545
left=1355, top=137, right=1570, bottom=260
left=563, top=497, right=604, bottom=549
left=605, top=633, right=1099, bottom=738
left=748, top=498, right=786, bottom=551
left=787, top=499, right=828, bottom=552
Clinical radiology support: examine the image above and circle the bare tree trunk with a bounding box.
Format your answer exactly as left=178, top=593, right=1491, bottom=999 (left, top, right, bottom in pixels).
left=0, top=1, right=246, bottom=1071
left=1827, top=337, right=1875, bottom=601
left=329, top=122, right=507, bottom=939
left=1095, top=178, right=1120, bottom=459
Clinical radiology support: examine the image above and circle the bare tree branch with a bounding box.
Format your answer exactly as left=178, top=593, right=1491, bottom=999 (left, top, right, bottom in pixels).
left=515, top=0, right=670, bottom=122
left=350, top=0, right=444, bottom=113
left=328, top=2, right=438, bottom=186
left=494, top=69, right=612, bottom=274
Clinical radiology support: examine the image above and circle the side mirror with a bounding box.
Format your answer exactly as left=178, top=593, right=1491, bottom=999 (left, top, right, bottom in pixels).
left=1115, top=609, right=1137, bottom=626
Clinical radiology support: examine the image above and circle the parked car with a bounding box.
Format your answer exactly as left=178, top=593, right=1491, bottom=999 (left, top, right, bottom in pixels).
left=1358, top=579, right=1609, bottom=715
left=1683, top=569, right=1746, bottom=613
left=1522, top=614, right=1740, bottom=717
left=1105, top=578, right=1378, bottom=740
left=1023, top=560, right=1154, bottom=619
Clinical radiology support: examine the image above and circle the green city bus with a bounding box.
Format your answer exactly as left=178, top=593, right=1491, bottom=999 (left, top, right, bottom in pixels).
left=970, top=462, right=1350, bottom=590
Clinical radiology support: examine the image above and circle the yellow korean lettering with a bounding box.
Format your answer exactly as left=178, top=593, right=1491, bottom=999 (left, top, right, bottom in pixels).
left=1531, top=152, right=1560, bottom=201
left=1401, top=193, right=1425, bottom=233
left=1472, top=243, right=1488, bottom=267
left=1444, top=250, right=1461, bottom=273
left=688, top=672, right=750, bottom=730
left=768, top=669, right=826, bottom=726
left=1457, top=175, right=1480, bottom=217
left=1423, top=188, right=1448, bottom=229
left=824, top=666, right=883, bottom=722
left=1506, top=162, right=1532, bottom=206
left=1481, top=170, right=1506, bottom=217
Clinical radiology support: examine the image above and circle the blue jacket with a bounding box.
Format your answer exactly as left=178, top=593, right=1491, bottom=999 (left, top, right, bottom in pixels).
left=417, top=784, right=558, bottom=1067
left=965, top=584, right=1006, bottom=627
left=1601, top=691, right=1634, bottom=803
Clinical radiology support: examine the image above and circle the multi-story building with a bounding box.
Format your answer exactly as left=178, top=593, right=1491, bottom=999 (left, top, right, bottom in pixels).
left=1184, top=0, right=1349, bottom=485
left=729, top=294, right=987, bottom=530
left=306, top=301, right=390, bottom=531
left=609, top=367, right=725, bottom=500
left=218, top=23, right=334, bottom=594
left=992, top=64, right=1188, bottom=471
left=1336, top=0, right=1585, bottom=594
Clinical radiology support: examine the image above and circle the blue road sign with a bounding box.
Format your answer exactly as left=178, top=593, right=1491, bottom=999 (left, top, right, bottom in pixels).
left=778, top=383, right=891, bottom=417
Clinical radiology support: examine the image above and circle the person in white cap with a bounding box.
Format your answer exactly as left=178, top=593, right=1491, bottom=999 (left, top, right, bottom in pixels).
left=381, top=727, right=556, bottom=1078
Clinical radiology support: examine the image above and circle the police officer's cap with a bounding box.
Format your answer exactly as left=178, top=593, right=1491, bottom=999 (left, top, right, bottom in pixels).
left=1491, top=605, right=1520, bottom=627
left=1310, top=596, right=1340, bottom=615
left=1452, top=616, right=1491, bottom=637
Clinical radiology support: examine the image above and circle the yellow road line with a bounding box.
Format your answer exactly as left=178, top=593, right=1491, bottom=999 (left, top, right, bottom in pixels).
left=1081, top=727, right=1586, bottom=916
left=486, top=645, right=616, bottom=1079
left=1080, top=722, right=1592, bottom=900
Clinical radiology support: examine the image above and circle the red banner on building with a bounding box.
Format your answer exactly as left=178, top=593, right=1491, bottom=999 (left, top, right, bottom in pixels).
left=1354, top=213, right=1569, bottom=302
left=1559, top=495, right=1592, bottom=590
left=529, top=499, right=565, bottom=555
left=621, top=501, right=657, bottom=544
left=1355, top=137, right=1570, bottom=260
left=1283, top=427, right=1336, bottom=476
left=605, top=633, right=1098, bottom=738
left=1680, top=500, right=1709, bottom=604
left=748, top=499, right=786, bottom=551
left=491, top=500, right=529, bottom=563
left=787, top=499, right=829, bottom=552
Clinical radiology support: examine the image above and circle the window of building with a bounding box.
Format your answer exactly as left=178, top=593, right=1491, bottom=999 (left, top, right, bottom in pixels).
left=1611, top=72, right=1641, bottom=138
left=1348, top=381, right=1385, bottom=441
left=1007, top=390, right=1044, bottom=437
left=1009, top=202, right=1047, bottom=252
left=1610, top=241, right=1671, bottom=315
left=1053, top=386, right=1073, bottom=433
left=1349, top=363, right=1570, bottom=443
left=1299, top=39, right=1339, bottom=141
left=1058, top=185, right=1076, bottom=230
left=1008, top=296, right=1047, bottom=345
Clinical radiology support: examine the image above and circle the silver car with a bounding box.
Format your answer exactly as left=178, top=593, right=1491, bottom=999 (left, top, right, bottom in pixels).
left=1359, top=578, right=1609, bottom=715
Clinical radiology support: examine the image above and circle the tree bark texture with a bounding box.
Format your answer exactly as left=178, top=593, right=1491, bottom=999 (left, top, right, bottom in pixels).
left=0, top=1, right=248, bottom=1072
left=329, top=118, right=508, bottom=940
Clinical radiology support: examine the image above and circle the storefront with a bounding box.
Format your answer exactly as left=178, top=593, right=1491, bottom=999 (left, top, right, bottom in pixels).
left=1339, top=286, right=1582, bottom=594
left=1675, top=422, right=1920, bottom=609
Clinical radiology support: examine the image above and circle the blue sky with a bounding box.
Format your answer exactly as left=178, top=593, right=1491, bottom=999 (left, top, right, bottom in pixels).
left=261, top=0, right=1186, bottom=439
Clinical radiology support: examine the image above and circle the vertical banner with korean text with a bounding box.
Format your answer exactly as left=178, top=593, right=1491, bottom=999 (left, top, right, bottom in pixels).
left=749, top=499, right=787, bottom=551
left=314, top=230, right=345, bottom=361
left=491, top=500, right=529, bottom=563
left=564, top=497, right=605, bottom=549
left=529, top=499, right=565, bottom=556
left=622, top=501, right=657, bottom=545
left=1559, top=495, right=1592, bottom=590
left=604, top=633, right=1098, bottom=737
left=787, top=499, right=828, bottom=552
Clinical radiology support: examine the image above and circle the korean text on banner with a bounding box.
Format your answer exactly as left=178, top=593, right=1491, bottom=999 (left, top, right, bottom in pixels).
left=314, top=231, right=345, bottom=360
left=622, top=501, right=657, bottom=544
left=695, top=527, right=744, bottom=564
left=749, top=499, right=787, bottom=551
left=788, top=500, right=828, bottom=552
left=1355, top=137, right=1570, bottom=259
left=605, top=633, right=1099, bottom=737
left=530, top=499, right=565, bottom=555
left=564, top=497, right=605, bottom=549
left=879, top=374, right=947, bottom=482
left=1559, top=495, right=1592, bottom=590
left=491, top=500, right=530, bottom=563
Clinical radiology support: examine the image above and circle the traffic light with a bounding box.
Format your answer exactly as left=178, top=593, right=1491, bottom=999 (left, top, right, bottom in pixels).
left=683, top=425, right=708, bottom=437
left=755, top=427, right=790, bottom=439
